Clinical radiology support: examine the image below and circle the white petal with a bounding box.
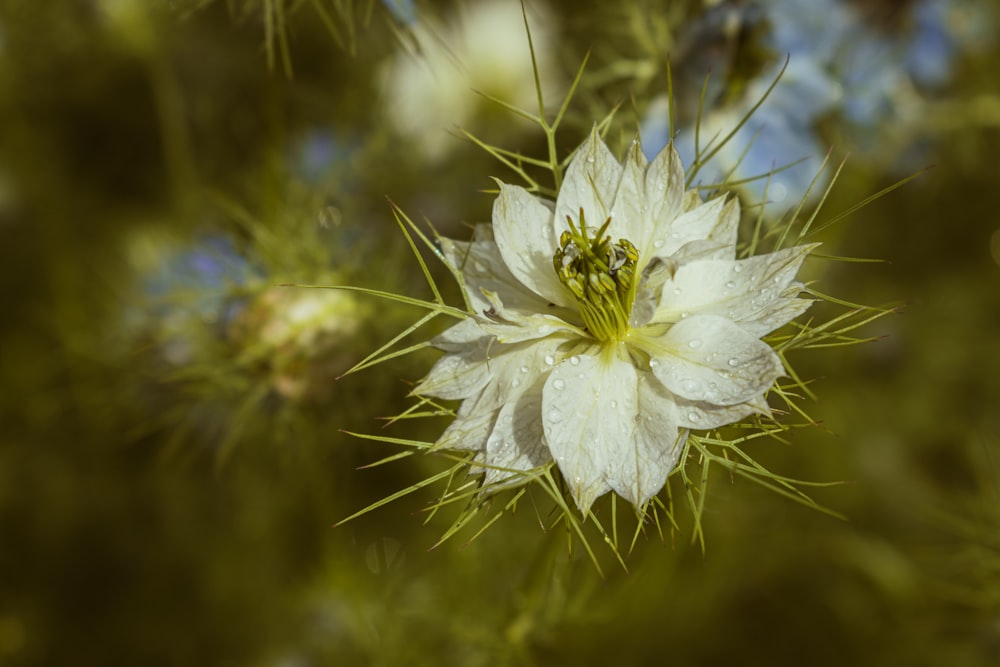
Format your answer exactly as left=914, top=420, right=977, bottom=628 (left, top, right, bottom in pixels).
left=414, top=339, right=493, bottom=400
left=642, top=142, right=685, bottom=260
left=492, top=183, right=571, bottom=307
left=480, top=381, right=550, bottom=487
left=675, top=396, right=759, bottom=430
left=651, top=196, right=732, bottom=258
left=645, top=314, right=784, bottom=406
left=654, top=243, right=817, bottom=334
left=609, top=139, right=649, bottom=249
left=477, top=289, right=582, bottom=344
left=542, top=350, right=635, bottom=514
left=431, top=317, right=490, bottom=352
left=607, top=371, right=685, bottom=508
left=436, top=398, right=497, bottom=452
left=473, top=334, right=570, bottom=411
left=440, top=233, right=551, bottom=316
left=555, top=127, right=623, bottom=236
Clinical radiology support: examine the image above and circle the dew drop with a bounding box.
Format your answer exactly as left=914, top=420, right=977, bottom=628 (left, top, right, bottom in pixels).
left=649, top=359, right=660, bottom=368
left=569, top=355, right=580, bottom=366
left=519, top=366, right=529, bottom=373
left=553, top=379, right=566, bottom=390
left=687, top=412, right=700, bottom=422
left=725, top=280, right=736, bottom=289
left=511, top=378, right=521, bottom=389
left=727, top=358, right=739, bottom=367
left=733, top=265, right=743, bottom=273
left=473, top=261, right=487, bottom=273
left=680, top=311, right=690, bottom=319
left=548, top=408, right=563, bottom=422
left=544, top=354, right=556, bottom=366
left=672, top=287, right=682, bottom=296
left=610, top=400, right=618, bottom=408
left=653, top=239, right=665, bottom=249
left=586, top=155, right=596, bottom=164
left=688, top=338, right=702, bottom=349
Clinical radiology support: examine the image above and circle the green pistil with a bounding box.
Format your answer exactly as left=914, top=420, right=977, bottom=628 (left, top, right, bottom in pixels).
left=553, top=209, right=639, bottom=342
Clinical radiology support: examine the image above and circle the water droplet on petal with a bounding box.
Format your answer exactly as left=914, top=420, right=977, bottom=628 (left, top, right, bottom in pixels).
left=649, top=359, right=660, bottom=368
left=653, top=239, right=665, bottom=249
left=520, top=366, right=529, bottom=373
left=473, top=261, right=486, bottom=273
left=688, top=338, right=702, bottom=349
left=733, top=265, right=743, bottom=273
left=725, top=280, right=736, bottom=289
left=511, top=378, right=521, bottom=388
left=544, top=355, right=556, bottom=366
left=569, top=356, right=580, bottom=366
left=672, top=287, right=682, bottom=296
left=680, top=311, right=690, bottom=319
left=688, top=412, right=700, bottom=422
left=610, top=400, right=618, bottom=408
left=553, top=379, right=566, bottom=390
left=728, top=358, right=739, bottom=367
left=548, top=408, right=563, bottom=422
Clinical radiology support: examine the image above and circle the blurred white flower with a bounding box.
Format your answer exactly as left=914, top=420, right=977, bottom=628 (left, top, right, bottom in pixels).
left=416, top=129, right=816, bottom=513
left=381, top=0, right=559, bottom=160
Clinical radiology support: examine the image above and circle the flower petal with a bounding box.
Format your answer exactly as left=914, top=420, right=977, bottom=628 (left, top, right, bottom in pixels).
left=555, top=127, right=623, bottom=236
left=414, top=336, right=493, bottom=400
left=651, top=195, right=736, bottom=258
left=654, top=243, right=817, bottom=335
left=674, top=396, right=762, bottom=430
left=492, top=183, right=571, bottom=307
left=480, top=380, right=550, bottom=487
left=606, top=371, right=685, bottom=508
left=644, top=314, right=784, bottom=406
left=542, top=350, right=635, bottom=514
left=473, top=334, right=569, bottom=411
left=609, top=139, right=649, bottom=250
left=436, top=397, right=497, bottom=452
left=440, top=227, right=552, bottom=316
left=642, top=142, right=685, bottom=258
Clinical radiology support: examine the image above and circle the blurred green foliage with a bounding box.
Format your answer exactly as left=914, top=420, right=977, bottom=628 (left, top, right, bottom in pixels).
left=1, top=0, right=998, bottom=665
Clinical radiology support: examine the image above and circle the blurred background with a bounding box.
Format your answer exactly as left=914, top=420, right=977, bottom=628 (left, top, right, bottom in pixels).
left=1, top=0, right=998, bottom=664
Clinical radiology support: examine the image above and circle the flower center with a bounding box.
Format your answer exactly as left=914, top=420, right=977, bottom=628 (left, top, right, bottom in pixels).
left=553, top=209, right=639, bottom=343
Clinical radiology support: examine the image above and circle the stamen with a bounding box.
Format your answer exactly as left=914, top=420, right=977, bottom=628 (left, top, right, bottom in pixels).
left=553, top=209, right=639, bottom=342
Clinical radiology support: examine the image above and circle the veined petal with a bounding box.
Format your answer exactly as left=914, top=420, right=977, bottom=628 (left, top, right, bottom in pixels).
left=431, top=317, right=490, bottom=352
left=653, top=243, right=818, bottom=334
left=609, top=139, right=649, bottom=251
left=675, top=396, right=761, bottom=430
left=478, top=289, right=582, bottom=343
left=435, top=397, right=497, bottom=452
left=493, top=183, right=571, bottom=307
left=440, top=230, right=552, bottom=317
left=641, top=142, right=685, bottom=263
left=473, top=334, right=570, bottom=411
left=414, top=336, right=493, bottom=400
left=607, top=371, right=685, bottom=508
left=480, top=381, right=550, bottom=487
left=643, top=314, right=784, bottom=406
left=542, top=350, right=635, bottom=514
left=555, top=127, right=622, bottom=236
left=652, top=196, right=734, bottom=258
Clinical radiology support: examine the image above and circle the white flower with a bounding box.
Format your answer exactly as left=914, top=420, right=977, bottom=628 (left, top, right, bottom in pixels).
left=381, top=0, right=559, bottom=160
left=416, top=129, right=817, bottom=515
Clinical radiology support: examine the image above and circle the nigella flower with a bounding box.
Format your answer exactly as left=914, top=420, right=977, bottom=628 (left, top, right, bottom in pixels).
left=415, top=129, right=817, bottom=514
